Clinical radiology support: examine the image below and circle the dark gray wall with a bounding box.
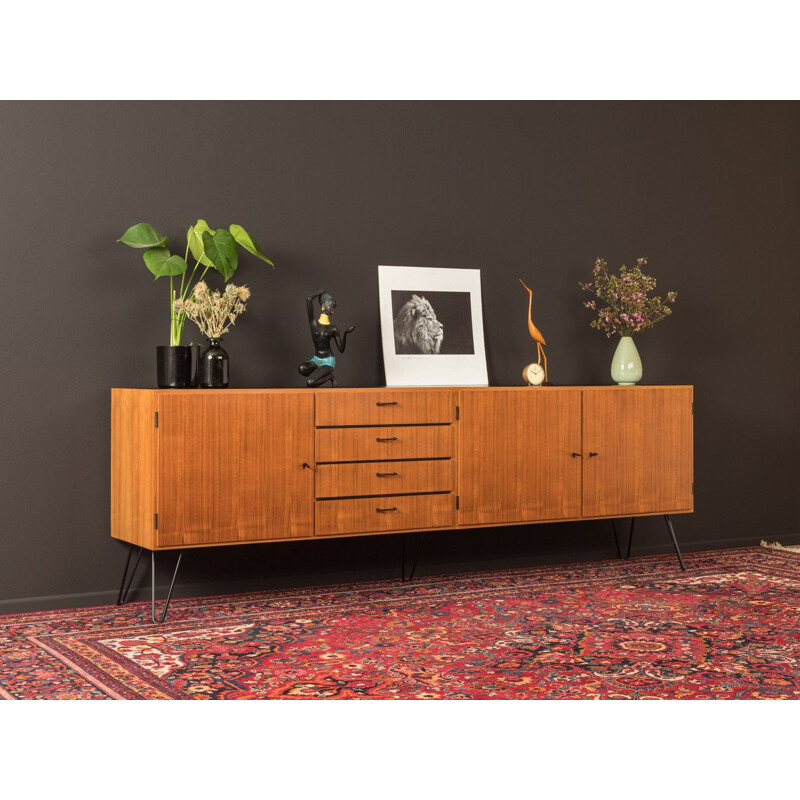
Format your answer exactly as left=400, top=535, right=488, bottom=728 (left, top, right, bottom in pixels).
left=2, top=101, right=798, bottom=611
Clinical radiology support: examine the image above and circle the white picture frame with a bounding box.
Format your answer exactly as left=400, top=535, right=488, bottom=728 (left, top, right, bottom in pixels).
left=378, top=265, right=489, bottom=387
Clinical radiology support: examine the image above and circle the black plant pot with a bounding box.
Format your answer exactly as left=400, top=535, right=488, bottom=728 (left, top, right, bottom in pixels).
left=199, top=338, right=229, bottom=388
left=156, top=345, right=200, bottom=388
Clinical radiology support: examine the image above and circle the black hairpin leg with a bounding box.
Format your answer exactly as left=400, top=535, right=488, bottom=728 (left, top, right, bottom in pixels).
left=610, top=520, right=623, bottom=559
left=151, top=550, right=184, bottom=624
left=664, top=515, right=686, bottom=571
left=401, top=532, right=426, bottom=582
left=625, top=517, right=636, bottom=560
left=117, top=543, right=143, bottom=606
left=624, top=516, right=685, bottom=571
left=117, top=545, right=184, bottom=622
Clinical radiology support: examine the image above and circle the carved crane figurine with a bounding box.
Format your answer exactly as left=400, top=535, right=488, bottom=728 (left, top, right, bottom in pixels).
left=519, top=278, right=548, bottom=383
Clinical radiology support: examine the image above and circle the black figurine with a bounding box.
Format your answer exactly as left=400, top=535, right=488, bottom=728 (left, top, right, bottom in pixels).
left=298, top=290, right=356, bottom=387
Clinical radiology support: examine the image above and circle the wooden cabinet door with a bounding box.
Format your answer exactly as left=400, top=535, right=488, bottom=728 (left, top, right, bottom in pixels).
left=582, top=388, right=693, bottom=518
left=458, top=389, right=582, bottom=526
left=157, top=393, right=315, bottom=547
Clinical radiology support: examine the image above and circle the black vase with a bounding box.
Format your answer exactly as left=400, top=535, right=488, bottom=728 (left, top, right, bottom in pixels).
left=156, top=345, right=199, bottom=388
left=200, top=338, right=229, bottom=388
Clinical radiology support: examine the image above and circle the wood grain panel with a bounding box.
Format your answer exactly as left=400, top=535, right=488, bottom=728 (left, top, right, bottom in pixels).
left=582, top=387, right=693, bottom=517
left=316, top=493, right=455, bottom=536
left=458, top=389, right=582, bottom=525
left=315, top=390, right=456, bottom=426
left=316, top=425, right=453, bottom=462
left=315, top=459, right=454, bottom=498
left=111, top=390, right=158, bottom=549
left=157, top=393, right=315, bottom=546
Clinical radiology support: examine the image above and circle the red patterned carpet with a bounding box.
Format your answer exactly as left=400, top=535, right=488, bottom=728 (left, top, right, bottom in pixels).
left=1, top=547, right=799, bottom=699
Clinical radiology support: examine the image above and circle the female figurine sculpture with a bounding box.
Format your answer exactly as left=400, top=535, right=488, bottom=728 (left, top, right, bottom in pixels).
left=298, top=290, right=356, bottom=387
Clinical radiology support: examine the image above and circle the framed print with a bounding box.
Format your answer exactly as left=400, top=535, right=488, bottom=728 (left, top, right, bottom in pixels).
left=378, top=265, right=489, bottom=386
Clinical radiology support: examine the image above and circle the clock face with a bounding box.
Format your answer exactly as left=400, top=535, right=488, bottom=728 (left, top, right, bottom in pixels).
left=523, top=362, right=545, bottom=386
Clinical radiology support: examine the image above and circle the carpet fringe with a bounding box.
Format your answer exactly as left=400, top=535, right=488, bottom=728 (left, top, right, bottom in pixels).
left=760, top=540, right=800, bottom=553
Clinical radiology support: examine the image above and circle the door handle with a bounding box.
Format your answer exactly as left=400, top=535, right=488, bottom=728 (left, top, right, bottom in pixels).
left=571, top=452, right=582, bottom=458
left=588, top=452, right=599, bottom=457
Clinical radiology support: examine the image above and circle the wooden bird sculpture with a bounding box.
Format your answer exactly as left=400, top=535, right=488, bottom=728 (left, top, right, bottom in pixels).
left=519, top=278, right=548, bottom=383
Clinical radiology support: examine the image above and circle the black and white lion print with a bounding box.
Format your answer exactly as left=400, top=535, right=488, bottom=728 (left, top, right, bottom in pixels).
left=393, top=294, right=444, bottom=354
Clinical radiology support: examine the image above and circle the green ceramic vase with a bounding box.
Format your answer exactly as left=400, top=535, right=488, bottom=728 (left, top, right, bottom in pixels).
left=611, top=336, right=642, bottom=385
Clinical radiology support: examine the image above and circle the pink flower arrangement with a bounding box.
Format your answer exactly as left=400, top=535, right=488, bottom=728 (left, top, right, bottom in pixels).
left=580, top=257, right=677, bottom=337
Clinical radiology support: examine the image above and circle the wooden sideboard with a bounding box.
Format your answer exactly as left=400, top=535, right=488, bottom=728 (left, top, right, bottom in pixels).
left=111, top=386, right=693, bottom=551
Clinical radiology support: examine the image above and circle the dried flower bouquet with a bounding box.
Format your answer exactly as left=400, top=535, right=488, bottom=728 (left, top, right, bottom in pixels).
left=175, top=282, right=251, bottom=339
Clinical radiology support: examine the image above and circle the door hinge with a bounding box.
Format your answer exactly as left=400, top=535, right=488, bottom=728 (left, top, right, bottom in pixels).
left=456, top=405, right=460, bottom=421
left=456, top=495, right=460, bottom=510
left=155, top=411, right=159, bottom=428
left=154, top=513, right=159, bottom=529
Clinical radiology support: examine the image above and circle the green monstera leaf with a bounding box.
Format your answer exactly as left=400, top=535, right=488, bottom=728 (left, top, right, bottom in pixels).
left=187, top=219, right=214, bottom=267
left=143, top=247, right=188, bottom=279
left=117, top=223, right=168, bottom=249
left=202, top=229, right=239, bottom=281
left=229, top=224, right=274, bottom=267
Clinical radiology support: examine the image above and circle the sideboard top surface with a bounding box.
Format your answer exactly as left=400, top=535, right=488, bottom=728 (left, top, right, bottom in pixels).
left=112, top=385, right=692, bottom=394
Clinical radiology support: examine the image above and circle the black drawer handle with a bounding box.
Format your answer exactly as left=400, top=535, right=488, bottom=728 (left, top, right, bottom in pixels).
left=588, top=452, right=599, bottom=457
left=571, top=452, right=582, bottom=458
left=376, top=401, right=398, bottom=406
left=376, top=507, right=398, bottom=513
left=376, top=471, right=398, bottom=477
left=376, top=436, right=398, bottom=442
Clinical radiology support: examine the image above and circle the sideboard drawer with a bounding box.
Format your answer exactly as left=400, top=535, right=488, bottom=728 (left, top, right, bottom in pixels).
left=315, top=390, right=456, bottom=427
left=315, top=459, right=454, bottom=498
left=316, top=493, right=455, bottom=536
left=316, top=425, right=454, bottom=463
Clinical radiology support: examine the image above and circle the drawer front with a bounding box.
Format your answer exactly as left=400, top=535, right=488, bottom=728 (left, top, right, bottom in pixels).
left=315, top=390, right=456, bottom=426
left=315, top=460, right=454, bottom=499
left=316, top=493, right=455, bottom=536
left=316, top=425, right=454, bottom=462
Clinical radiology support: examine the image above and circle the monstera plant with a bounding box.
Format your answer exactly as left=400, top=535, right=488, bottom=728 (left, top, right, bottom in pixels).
left=118, top=219, right=273, bottom=346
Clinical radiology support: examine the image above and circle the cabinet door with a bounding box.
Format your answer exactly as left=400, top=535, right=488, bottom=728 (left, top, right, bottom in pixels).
left=458, top=389, right=582, bottom=526
left=582, top=388, right=693, bottom=517
left=157, top=393, right=314, bottom=547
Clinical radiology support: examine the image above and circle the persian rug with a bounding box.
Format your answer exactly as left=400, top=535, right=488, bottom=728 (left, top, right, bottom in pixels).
left=761, top=540, right=800, bottom=554
left=1, top=547, right=799, bottom=700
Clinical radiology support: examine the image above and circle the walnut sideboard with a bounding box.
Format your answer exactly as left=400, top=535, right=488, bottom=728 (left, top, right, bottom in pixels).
left=111, top=386, right=693, bottom=551
left=112, top=385, right=693, bottom=620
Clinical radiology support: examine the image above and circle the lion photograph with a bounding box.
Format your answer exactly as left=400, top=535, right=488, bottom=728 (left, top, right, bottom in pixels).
left=393, top=294, right=444, bottom=354
left=391, top=290, right=474, bottom=355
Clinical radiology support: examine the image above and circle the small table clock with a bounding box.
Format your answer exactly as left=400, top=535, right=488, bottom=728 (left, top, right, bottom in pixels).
left=523, top=362, right=545, bottom=386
